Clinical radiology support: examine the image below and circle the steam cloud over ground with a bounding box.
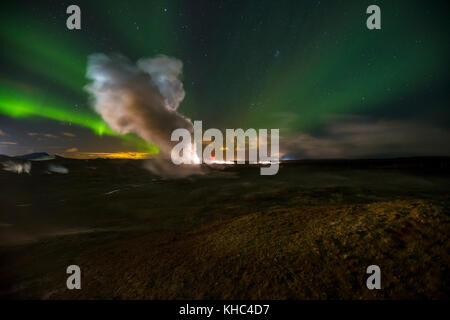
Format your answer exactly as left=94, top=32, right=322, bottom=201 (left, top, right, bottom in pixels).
left=86, top=54, right=203, bottom=177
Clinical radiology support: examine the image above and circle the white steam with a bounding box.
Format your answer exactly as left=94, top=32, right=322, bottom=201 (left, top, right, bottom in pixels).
left=48, top=164, right=69, bottom=174
left=85, top=53, right=204, bottom=178
left=2, top=161, right=31, bottom=174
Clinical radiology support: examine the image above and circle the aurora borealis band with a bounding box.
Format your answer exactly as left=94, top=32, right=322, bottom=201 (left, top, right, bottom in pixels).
left=0, top=0, right=449, bottom=158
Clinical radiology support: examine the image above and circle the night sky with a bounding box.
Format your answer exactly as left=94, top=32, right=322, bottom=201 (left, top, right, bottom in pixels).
left=0, top=0, right=449, bottom=159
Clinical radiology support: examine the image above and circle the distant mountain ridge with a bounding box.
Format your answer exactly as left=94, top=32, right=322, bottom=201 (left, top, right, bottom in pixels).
left=15, top=152, right=55, bottom=161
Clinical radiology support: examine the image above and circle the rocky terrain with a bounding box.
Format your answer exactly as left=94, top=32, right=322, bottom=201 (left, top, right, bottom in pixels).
left=0, top=157, right=449, bottom=299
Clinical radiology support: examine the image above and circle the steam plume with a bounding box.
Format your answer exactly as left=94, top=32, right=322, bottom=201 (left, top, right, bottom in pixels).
left=86, top=54, right=203, bottom=177
left=2, top=161, right=31, bottom=174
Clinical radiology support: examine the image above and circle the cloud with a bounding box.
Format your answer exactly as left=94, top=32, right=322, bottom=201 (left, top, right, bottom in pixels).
left=0, top=141, right=17, bottom=145
left=281, top=116, right=450, bottom=159
left=86, top=53, right=204, bottom=178
left=27, top=132, right=59, bottom=138
left=27, top=132, right=63, bottom=139
left=65, top=147, right=78, bottom=153
left=62, top=132, right=76, bottom=137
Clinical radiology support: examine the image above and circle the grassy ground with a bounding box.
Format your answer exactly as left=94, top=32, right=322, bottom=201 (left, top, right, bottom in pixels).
left=0, top=158, right=449, bottom=299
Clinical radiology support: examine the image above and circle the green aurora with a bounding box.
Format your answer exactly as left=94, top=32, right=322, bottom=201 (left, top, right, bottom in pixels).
left=0, top=0, right=448, bottom=156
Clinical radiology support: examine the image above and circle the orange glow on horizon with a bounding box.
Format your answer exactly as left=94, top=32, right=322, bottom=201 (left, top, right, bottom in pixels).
left=61, top=152, right=154, bottom=159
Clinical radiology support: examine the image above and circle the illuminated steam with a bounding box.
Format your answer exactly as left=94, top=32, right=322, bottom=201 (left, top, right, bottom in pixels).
left=2, top=161, right=31, bottom=174
left=48, top=164, right=69, bottom=174
left=86, top=54, right=203, bottom=177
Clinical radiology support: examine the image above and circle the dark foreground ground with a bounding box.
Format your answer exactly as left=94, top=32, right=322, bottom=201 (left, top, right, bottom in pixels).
left=0, top=157, right=449, bottom=299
